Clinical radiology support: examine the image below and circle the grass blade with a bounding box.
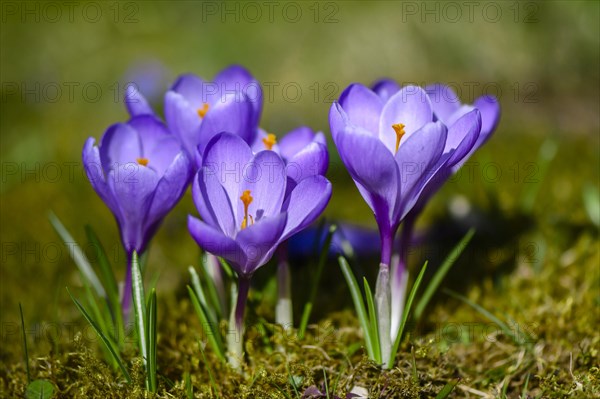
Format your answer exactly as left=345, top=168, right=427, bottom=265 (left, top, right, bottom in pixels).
left=199, top=341, right=221, bottom=398
left=521, top=373, right=531, bottom=399
left=217, top=257, right=235, bottom=280
left=189, top=266, right=217, bottom=325
left=298, top=224, right=337, bottom=339
left=443, top=289, right=525, bottom=345
left=184, top=371, right=193, bottom=399
left=338, top=256, right=374, bottom=359
left=201, top=254, right=227, bottom=317
left=363, top=277, right=381, bottom=363
left=388, top=261, right=428, bottom=368
left=66, top=288, right=131, bottom=383
left=435, top=378, right=459, bottom=399
left=85, top=226, right=125, bottom=346
left=84, top=226, right=119, bottom=302
left=414, top=229, right=475, bottom=320
left=49, top=212, right=105, bottom=297
left=187, top=286, right=226, bottom=362
left=131, top=251, right=148, bottom=367
left=19, top=303, right=31, bottom=383
left=146, top=288, right=158, bottom=392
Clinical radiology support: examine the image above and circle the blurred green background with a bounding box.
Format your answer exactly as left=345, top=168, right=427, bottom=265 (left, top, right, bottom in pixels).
left=1, top=1, right=598, bottom=344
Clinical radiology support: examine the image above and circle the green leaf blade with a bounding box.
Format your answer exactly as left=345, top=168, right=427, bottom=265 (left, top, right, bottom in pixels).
left=67, top=288, right=131, bottom=383
left=415, top=228, right=475, bottom=320
left=388, top=261, right=428, bottom=368
left=187, top=286, right=226, bottom=362
left=49, top=212, right=105, bottom=297
left=338, top=256, right=374, bottom=359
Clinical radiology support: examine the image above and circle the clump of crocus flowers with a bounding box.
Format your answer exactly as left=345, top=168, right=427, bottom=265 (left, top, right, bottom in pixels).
left=78, top=64, right=499, bottom=377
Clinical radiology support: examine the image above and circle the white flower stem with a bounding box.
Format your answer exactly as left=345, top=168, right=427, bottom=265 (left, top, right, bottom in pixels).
left=375, top=262, right=392, bottom=368
left=275, top=256, right=293, bottom=329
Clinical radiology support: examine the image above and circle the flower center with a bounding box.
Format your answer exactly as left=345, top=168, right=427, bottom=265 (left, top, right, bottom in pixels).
left=136, top=157, right=149, bottom=166
left=262, top=133, right=277, bottom=150
left=197, top=103, right=209, bottom=118
left=392, top=123, right=406, bottom=154
left=240, top=189, right=254, bottom=229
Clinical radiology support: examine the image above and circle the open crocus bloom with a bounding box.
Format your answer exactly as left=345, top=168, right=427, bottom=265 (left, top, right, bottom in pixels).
left=188, top=132, right=332, bottom=326
left=330, top=84, right=483, bottom=364
left=251, top=126, right=329, bottom=186
left=374, top=80, right=500, bottom=171
left=165, top=66, right=263, bottom=167
left=368, top=80, right=500, bottom=344
left=83, top=115, right=191, bottom=256
left=83, top=115, right=192, bottom=314
left=125, top=65, right=263, bottom=168
left=330, top=84, right=484, bottom=265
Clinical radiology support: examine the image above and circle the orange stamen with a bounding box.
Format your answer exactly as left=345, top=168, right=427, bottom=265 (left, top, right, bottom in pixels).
left=392, top=123, right=406, bottom=154
left=262, top=133, right=277, bottom=150
left=197, top=103, right=209, bottom=118
left=136, top=157, right=149, bottom=166
left=240, top=190, right=253, bottom=229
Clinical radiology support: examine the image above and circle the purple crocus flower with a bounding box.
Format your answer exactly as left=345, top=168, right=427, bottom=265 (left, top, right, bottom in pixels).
left=330, top=83, right=483, bottom=366
left=187, top=132, right=332, bottom=331
left=252, top=126, right=329, bottom=187
left=165, top=65, right=262, bottom=167
left=83, top=115, right=192, bottom=315
left=125, top=65, right=263, bottom=168
left=372, top=80, right=500, bottom=338
left=250, top=126, right=329, bottom=327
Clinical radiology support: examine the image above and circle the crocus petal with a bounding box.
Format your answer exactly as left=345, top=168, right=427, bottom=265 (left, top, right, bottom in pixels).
left=372, top=79, right=401, bottom=102
left=379, top=85, right=433, bottom=153
left=314, top=131, right=326, bottom=146
left=235, top=212, right=287, bottom=275
left=213, top=65, right=263, bottom=128
left=196, top=93, right=253, bottom=154
left=281, top=175, right=332, bottom=240
left=425, top=83, right=461, bottom=123
left=188, top=216, right=246, bottom=273
left=146, top=152, right=191, bottom=226
left=108, top=162, right=159, bottom=252
left=170, top=73, right=208, bottom=109
left=202, top=132, right=254, bottom=222
left=193, top=166, right=236, bottom=237
left=339, top=83, right=383, bottom=135
left=99, top=123, right=142, bottom=175
left=237, top=150, right=287, bottom=225
left=286, top=141, right=329, bottom=183
left=474, top=95, right=501, bottom=141
left=124, top=85, right=154, bottom=117
left=164, top=91, right=202, bottom=161
left=446, top=104, right=475, bottom=127
left=394, top=121, right=447, bottom=219
left=277, top=126, right=315, bottom=160
left=83, top=137, right=121, bottom=218
left=128, top=115, right=182, bottom=176
left=329, top=102, right=349, bottom=142
left=334, top=125, right=399, bottom=222
left=444, top=109, right=481, bottom=167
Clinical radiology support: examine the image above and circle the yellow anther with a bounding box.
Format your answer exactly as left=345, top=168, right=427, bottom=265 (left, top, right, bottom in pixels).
left=240, top=190, right=253, bottom=229
left=197, top=103, right=209, bottom=118
left=262, top=133, right=277, bottom=150
left=136, top=157, right=149, bottom=166
left=392, top=123, right=406, bottom=154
